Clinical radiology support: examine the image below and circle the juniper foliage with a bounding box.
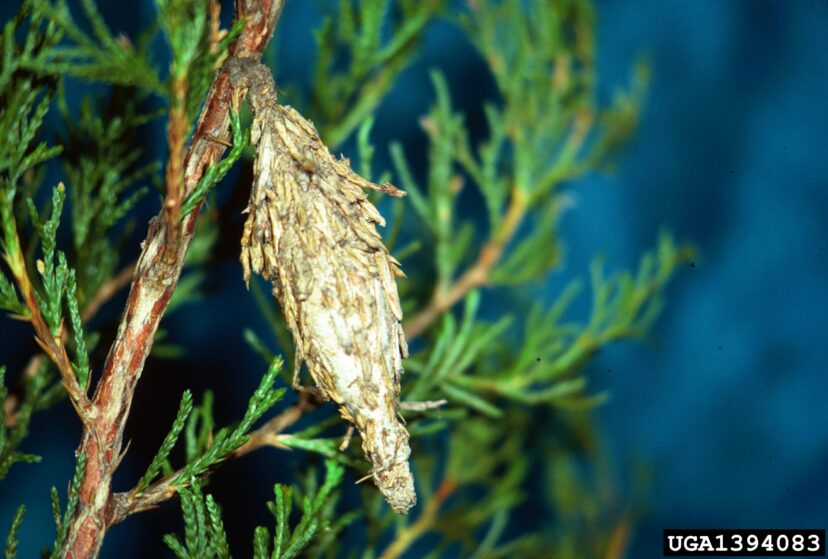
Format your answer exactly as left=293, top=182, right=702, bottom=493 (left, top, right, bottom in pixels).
left=0, top=0, right=693, bottom=557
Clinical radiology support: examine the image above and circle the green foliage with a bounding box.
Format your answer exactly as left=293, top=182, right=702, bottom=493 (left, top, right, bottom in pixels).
left=24, top=184, right=90, bottom=387
left=0, top=365, right=42, bottom=482
left=154, top=0, right=209, bottom=80
left=407, top=234, right=693, bottom=415
left=155, top=0, right=244, bottom=121
left=406, top=291, right=512, bottom=416
left=0, top=359, right=61, bottom=482
left=0, top=271, right=25, bottom=317
left=25, top=184, right=61, bottom=325
left=62, top=256, right=88, bottom=388
left=310, top=0, right=445, bottom=147
left=28, top=0, right=163, bottom=93
left=132, top=357, right=285, bottom=496
left=0, top=1, right=62, bottom=318
left=541, top=426, right=625, bottom=559
left=488, top=196, right=569, bottom=286
left=185, top=390, right=216, bottom=463
left=57, top=94, right=156, bottom=297
left=129, top=359, right=285, bottom=503
left=175, top=358, right=285, bottom=483
left=163, top=480, right=231, bottom=559
left=117, top=357, right=283, bottom=505
left=392, top=0, right=648, bottom=294
left=4, top=504, right=26, bottom=559
left=442, top=414, right=541, bottom=556
left=136, top=357, right=287, bottom=558
left=0, top=2, right=62, bottom=192
left=162, top=457, right=345, bottom=559
left=253, top=459, right=346, bottom=559
left=48, top=452, right=86, bottom=559
left=458, top=0, right=647, bottom=191
left=181, top=109, right=249, bottom=218
left=135, top=390, right=194, bottom=494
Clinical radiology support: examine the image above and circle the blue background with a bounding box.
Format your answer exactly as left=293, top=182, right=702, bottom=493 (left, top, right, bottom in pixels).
left=593, top=1, right=828, bottom=554
left=1, top=1, right=827, bottom=557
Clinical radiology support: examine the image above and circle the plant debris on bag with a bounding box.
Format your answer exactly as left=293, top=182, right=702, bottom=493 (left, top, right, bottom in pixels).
left=232, top=61, right=415, bottom=514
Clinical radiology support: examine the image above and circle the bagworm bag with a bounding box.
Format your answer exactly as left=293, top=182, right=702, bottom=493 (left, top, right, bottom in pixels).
left=234, top=61, right=415, bottom=514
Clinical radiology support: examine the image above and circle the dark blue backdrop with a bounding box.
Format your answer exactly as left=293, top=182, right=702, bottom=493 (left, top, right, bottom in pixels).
left=1, top=1, right=827, bottom=557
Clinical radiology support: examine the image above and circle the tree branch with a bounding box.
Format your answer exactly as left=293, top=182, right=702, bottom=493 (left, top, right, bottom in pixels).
left=61, top=2, right=286, bottom=556
left=107, top=393, right=446, bottom=525
left=109, top=394, right=314, bottom=524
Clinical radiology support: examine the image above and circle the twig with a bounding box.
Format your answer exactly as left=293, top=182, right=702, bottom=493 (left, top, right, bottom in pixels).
left=2, top=261, right=134, bottom=428
left=109, top=393, right=447, bottom=522
left=110, top=395, right=313, bottom=524
left=231, top=393, right=315, bottom=459
left=378, top=478, right=457, bottom=559
left=162, top=73, right=188, bottom=261
left=403, top=188, right=528, bottom=339
left=399, top=399, right=447, bottom=411
left=61, top=2, right=286, bottom=556
left=2, top=202, right=92, bottom=422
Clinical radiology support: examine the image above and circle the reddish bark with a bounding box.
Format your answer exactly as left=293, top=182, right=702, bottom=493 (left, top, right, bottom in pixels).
left=62, top=2, right=284, bottom=556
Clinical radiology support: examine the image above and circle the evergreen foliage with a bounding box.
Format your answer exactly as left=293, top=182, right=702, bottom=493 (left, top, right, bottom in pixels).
left=0, top=0, right=694, bottom=556
left=163, top=481, right=232, bottom=559
left=251, top=460, right=346, bottom=559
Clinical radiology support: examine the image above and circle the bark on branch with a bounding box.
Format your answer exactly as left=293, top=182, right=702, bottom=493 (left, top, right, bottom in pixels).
left=62, top=1, right=285, bottom=556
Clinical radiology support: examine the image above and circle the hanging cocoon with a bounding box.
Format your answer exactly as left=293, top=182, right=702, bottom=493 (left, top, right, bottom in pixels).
left=234, top=62, right=415, bottom=514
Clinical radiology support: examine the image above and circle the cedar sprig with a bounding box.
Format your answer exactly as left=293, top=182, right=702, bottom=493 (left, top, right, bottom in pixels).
left=253, top=459, right=345, bottom=559
left=181, top=109, right=249, bottom=218
left=134, top=390, right=195, bottom=495
left=26, top=0, right=163, bottom=93
left=163, top=480, right=231, bottom=559
left=48, top=452, right=86, bottom=559
left=3, top=504, right=26, bottom=559
left=174, top=358, right=285, bottom=484
left=404, top=234, right=695, bottom=413
left=57, top=95, right=156, bottom=299
left=310, top=0, right=446, bottom=147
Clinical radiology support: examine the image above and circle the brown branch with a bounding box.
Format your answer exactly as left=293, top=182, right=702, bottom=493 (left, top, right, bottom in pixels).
left=208, top=0, right=225, bottom=54
left=230, top=393, right=315, bottom=459
left=61, top=2, right=286, bottom=556
left=162, top=73, right=188, bottom=261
